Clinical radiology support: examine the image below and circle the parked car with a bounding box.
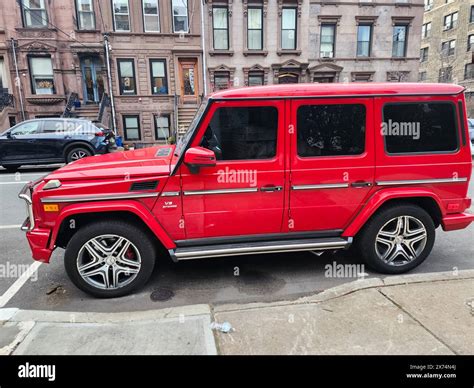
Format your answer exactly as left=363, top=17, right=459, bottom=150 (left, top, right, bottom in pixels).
left=468, top=119, right=474, bottom=156
left=0, top=118, right=114, bottom=171
left=19, top=83, right=474, bottom=298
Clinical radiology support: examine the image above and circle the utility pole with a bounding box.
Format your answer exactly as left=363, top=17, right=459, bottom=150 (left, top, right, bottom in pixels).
left=103, top=33, right=118, bottom=135
left=200, top=0, right=208, bottom=96
left=11, top=38, right=26, bottom=122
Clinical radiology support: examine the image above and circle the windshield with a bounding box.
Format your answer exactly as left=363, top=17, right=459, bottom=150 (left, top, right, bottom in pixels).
left=174, top=98, right=209, bottom=157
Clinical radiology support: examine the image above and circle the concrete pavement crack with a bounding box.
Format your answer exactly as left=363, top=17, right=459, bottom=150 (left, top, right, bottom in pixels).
left=377, top=288, right=458, bottom=355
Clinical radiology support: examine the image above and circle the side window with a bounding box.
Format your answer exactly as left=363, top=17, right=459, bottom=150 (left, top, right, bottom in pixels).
left=383, top=103, right=458, bottom=154
left=201, top=106, right=278, bottom=160
left=297, top=104, right=366, bottom=157
left=10, top=121, right=41, bottom=136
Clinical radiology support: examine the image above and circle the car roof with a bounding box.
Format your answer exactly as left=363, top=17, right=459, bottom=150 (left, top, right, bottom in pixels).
left=24, top=118, right=93, bottom=123
left=210, top=83, right=465, bottom=99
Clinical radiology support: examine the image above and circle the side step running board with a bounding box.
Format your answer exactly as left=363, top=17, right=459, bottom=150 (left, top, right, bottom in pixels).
left=169, top=237, right=352, bottom=261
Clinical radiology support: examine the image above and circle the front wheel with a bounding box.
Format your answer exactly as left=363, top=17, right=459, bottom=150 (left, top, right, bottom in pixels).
left=357, top=204, right=435, bottom=274
left=64, top=221, right=156, bottom=298
left=66, top=147, right=92, bottom=163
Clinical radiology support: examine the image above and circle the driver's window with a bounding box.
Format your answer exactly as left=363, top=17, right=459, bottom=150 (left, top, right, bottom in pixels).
left=10, top=121, right=41, bottom=136
left=200, top=106, right=278, bottom=161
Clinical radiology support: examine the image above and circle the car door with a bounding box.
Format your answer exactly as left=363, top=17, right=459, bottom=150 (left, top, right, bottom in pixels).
left=0, top=120, right=43, bottom=163
left=40, top=119, right=74, bottom=160
left=287, top=98, right=375, bottom=232
left=180, top=100, right=286, bottom=239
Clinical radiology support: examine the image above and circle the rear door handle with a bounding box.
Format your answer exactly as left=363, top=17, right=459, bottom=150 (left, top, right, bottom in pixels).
left=260, top=185, right=283, bottom=192
left=351, top=181, right=373, bottom=188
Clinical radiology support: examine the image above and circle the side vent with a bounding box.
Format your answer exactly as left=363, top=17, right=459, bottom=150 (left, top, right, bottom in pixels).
left=130, top=181, right=159, bottom=191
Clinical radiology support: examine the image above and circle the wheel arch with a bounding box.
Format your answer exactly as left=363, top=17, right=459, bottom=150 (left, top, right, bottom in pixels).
left=343, top=189, right=444, bottom=237
left=51, top=201, right=176, bottom=253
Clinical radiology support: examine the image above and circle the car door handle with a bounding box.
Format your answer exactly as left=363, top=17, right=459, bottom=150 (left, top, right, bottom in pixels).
left=260, top=185, right=283, bottom=192
left=351, top=181, right=373, bottom=188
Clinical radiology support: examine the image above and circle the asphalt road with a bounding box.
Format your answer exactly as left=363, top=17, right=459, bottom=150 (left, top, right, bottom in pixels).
left=0, top=165, right=473, bottom=313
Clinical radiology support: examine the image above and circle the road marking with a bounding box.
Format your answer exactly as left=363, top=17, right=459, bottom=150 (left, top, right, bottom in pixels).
left=0, top=262, right=42, bottom=308
left=0, top=225, right=22, bottom=230
left=0, top=181, right=29, bottom=185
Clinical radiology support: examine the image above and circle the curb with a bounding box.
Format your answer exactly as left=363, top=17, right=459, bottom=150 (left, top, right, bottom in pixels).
left=213, top=269, right=474, bottom=313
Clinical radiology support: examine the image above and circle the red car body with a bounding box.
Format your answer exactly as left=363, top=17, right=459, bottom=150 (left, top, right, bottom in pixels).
left=19, top=83, right=474, bottom=296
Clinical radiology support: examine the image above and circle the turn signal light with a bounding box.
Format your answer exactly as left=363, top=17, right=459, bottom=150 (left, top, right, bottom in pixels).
left=43, top=204, right=59, bottom=212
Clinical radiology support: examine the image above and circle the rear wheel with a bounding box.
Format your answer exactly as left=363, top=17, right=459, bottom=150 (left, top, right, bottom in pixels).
left=64, top=221, right=156, bottom=298
left=66, top=147, right=92, bottom=163
left=358, top=204, right=435, bottom=274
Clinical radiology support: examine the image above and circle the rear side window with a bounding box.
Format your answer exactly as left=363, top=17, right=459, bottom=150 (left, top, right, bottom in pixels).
left=383, top=102, right=458, bottom=154
left=297, top=104, right=366, bottom=157
left=202, top=106, right=278, bottom=160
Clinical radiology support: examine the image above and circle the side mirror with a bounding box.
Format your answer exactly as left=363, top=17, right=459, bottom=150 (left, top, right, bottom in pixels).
left=184, top=146, right=216, bottom=174
left=6, top=131, right=12, bottom=139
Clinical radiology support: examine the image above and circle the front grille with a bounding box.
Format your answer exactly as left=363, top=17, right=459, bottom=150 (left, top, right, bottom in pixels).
left=130, top=181, right=159, bottom=192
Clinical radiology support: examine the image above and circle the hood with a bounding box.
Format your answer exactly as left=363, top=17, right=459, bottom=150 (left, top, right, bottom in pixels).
left=46, top=146, right=175, bottom=182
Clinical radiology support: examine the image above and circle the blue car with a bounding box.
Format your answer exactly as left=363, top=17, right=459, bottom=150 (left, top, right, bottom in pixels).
left=0, top=118, right=113, bottom=171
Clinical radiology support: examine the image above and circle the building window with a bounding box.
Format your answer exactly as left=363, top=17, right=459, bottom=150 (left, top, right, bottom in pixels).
left=75, top=0, right=95, bottom=30
left=439, top=67, right=452, bottom=83
left=143, top=0, right=160, bottom=32
left=465, top=64, right=474, bottom=80
left=421, top=22, right=431, bottom=39
left=471, top=6, right=474, bottom=23
left=214, top=72, right=231, bottom=91
left=150, top=59, right=168, bottom=94
left=320, top=24, right=335, bottom=58
left=113, top=0, right=130, bottom=31
left=424, top=0, right=432, bottom=11
left=468, top=35, right=474, bottom=51
left=0, top=58, right=7, bottom=90
left=247, top=7, right=263, bottom=50
left=392, top=25, right=408, bottom=58
left=117, top=59, right=136, bottom=95
left=213, top=6, right=229, bottom=50
left=297, top=104, right=366, bottom=157
left=29, top=56, right=55, bottom=95
left=278, top=72, right=298, bottom=84
left=281, top=8, right=297, bottom=50
left=172, top=0, right=189, bottom=33
left=21, top=0, right=48, bottom=28
left=123, top=115, right=141, bottom=141
left=420, top=47, right=429, bottom=62
left=357, top=24, right=372, bottom=57
left=419, top=72, right=427, bottom=81
left=248, top=71, right=264, bottom=86
left=441, top=40, right=456, bottom=56
left=443, top=12, right=458, bottom=31
left=352, top=72, right=373, bottom=82
left=155, top=115, right=170, bottom=140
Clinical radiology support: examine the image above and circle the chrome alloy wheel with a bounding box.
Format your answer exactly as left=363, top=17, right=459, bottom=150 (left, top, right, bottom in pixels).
left=375, top=216, right=428, bottom=266
left=70, top=150, right=88, bottom=161
left=76, top=234, right=142, bottom=290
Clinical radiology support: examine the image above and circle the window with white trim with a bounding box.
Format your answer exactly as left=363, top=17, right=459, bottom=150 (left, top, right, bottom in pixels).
left=76, top=0, right=95, bottom=30
left=143, top=0, right=160, bottom=32
left=172, top=0, right=189, bottom=33
left=113, top=0, right=131, bottom=31
left=21, top=0, right=48, bottom=28
left=29, top=56, right=55, bottom=95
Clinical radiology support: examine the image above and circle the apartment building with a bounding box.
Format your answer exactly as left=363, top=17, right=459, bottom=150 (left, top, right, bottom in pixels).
left=0, top=0, right=204, bottom=143
left=203, top=0, right=424, bottom=92
left=419, top=0, right=474, bottom=115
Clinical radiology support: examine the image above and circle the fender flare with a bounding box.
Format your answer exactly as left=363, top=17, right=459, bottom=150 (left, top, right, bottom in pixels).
left=49, top=200, right=176, bottom=250
left=342, top=188, right=445, bottom=237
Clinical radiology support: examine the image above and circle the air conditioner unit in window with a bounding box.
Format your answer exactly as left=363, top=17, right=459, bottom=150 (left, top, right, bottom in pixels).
left=321, top=51, right=334, bottom=58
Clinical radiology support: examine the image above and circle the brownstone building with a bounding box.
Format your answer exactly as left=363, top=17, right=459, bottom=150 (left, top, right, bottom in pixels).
left=0, top=0, right=205, bottom=143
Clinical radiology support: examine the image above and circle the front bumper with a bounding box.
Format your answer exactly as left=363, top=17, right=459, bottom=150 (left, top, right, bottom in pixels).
left=442, top=212, right=474, bottom=231
left=19, top=182, right=53, bottom=263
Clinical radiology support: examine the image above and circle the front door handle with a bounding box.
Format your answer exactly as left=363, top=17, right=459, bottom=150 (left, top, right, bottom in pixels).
left=351, top=181, right=373, bottom=188
left=260, top=185, right=283, bottom=192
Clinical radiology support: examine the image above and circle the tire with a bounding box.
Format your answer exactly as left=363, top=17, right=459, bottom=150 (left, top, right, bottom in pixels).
left=2, top=165, right=21, bottom=172
left=357, top=204, right=435, bottom=274
left=66, top=147, right=92, bottom=163
left=64, top=221, right=156, bottom=298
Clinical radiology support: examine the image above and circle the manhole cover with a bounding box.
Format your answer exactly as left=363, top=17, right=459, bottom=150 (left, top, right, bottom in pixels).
left=150, top=287, right=174, bottom=302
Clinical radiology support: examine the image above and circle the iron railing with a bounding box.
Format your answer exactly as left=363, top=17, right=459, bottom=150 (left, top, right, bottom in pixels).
left=0, top=89, right=14, bottom=112
left=62, top=92, right=79, bottom=118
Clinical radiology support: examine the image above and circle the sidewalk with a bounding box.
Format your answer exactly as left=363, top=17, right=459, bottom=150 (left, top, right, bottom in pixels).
left=1, top=270, right=473, bottom=355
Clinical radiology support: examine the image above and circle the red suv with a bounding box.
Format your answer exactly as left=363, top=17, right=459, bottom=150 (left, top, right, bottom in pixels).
left=20, top=83, right=474, bottom=297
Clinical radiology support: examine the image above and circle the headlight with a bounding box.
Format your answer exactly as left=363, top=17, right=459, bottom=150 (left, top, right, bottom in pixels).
left=43, top=179, right=62, bottom=190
